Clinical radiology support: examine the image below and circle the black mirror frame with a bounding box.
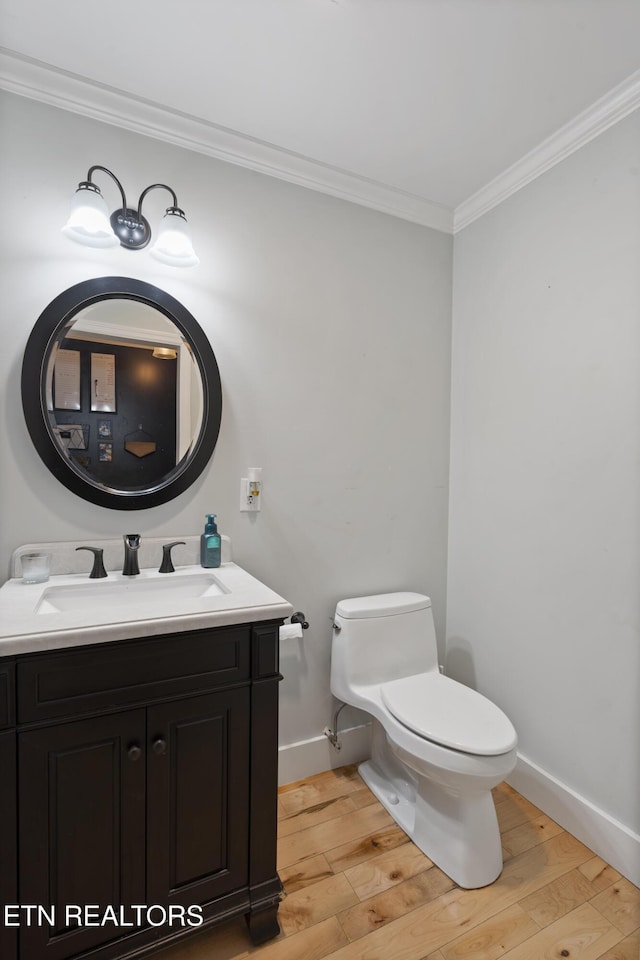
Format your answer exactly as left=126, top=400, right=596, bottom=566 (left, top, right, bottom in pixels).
left=22, top=276, right=222, bottom=510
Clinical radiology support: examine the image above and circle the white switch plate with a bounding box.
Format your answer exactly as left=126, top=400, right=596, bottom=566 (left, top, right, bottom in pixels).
left=240, top=478, right=261, bottom=511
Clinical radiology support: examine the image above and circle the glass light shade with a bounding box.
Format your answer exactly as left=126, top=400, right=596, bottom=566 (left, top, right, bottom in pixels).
left=150, top=211, right=199, bottom=267
left=61, top=187, right=119, bottom=248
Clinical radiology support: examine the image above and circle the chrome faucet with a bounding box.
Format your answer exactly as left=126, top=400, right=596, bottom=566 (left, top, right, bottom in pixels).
left=122, top=534, right=141, bottom=576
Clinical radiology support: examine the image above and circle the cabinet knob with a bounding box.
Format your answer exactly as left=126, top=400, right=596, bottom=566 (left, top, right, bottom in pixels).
left=152, top=737, right=167, bottom=756
left=127, top=744, right=142, bottom=762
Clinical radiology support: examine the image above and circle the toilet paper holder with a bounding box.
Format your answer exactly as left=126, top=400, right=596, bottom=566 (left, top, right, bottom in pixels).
left=290, top=611, right=309, bottom=629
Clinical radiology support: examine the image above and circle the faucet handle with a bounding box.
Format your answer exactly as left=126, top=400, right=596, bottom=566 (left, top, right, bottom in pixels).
left=76, top=546, right=108, bottom=579
left=159, top=541, right=186, bottom=574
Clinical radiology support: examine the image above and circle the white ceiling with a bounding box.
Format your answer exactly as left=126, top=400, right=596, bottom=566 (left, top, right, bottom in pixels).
left=1, top=0, right=639, bottom=229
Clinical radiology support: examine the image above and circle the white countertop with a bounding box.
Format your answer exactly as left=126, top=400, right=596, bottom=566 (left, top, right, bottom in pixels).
left=0, top=562, right=293, bottom=657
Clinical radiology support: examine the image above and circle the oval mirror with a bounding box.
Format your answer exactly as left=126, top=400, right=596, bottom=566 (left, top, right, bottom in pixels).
left=22, top=277, right=222, bottom=509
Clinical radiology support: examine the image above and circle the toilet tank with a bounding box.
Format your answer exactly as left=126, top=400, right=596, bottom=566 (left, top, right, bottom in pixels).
left=331, top=592, right=439, bottom=701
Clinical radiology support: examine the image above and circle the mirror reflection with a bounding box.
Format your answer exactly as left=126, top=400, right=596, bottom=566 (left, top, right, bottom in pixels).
left=46, top=299, right=204, bottom=490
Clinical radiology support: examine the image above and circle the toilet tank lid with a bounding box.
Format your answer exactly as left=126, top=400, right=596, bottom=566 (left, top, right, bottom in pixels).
left=336, top=592, right=431, bottom=619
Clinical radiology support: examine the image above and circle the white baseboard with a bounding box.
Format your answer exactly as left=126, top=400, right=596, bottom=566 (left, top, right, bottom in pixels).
left=278, top=723, right=371, bottom=787
left=508, top=753, right=640, bottom=887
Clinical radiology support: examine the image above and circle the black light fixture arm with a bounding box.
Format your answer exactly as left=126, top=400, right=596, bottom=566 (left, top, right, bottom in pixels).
left=137, top=183, right=178, bottom=214
left=137, top=183, right=188, bottom=226
left=79, top=164, right=155, bottom=250
left=84, top=165, right=128, bottom=213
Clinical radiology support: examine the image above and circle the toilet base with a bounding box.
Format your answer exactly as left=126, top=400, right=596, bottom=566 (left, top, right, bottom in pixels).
left=359, top=731, right=504, bottom=888
left=358, top=758, right=417, bottom=839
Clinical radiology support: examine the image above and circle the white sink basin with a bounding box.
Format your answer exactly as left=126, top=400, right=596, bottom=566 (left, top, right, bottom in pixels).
left=0, top=551, right=293, bottom=656
left=36, top=572, right=226, bottom=614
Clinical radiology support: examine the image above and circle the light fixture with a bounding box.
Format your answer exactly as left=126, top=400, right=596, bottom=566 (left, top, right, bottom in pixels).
left=152, top=347, right=178, bottom=360
left=62, top=165, right=199, bottom=267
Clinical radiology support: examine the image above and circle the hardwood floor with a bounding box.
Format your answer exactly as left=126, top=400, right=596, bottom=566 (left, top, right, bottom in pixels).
left=156, top=765, right=640, bottom=960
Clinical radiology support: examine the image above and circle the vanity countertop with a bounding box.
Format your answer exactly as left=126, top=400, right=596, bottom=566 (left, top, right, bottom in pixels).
left=0, top=562, right=293, bottom=657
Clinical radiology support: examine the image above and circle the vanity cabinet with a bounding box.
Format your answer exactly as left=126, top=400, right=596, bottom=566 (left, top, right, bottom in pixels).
left=0, top=660, right=17, bottom=960
left=19, top=710, right=148, bottom=960
left=2, top=620, right=282, bottom=960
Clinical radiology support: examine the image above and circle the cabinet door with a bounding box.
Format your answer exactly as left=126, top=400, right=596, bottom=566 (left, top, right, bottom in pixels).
left=147, top=688, right=249, bottom=909
left=0, top=730, right=17, bottom=960
left=19, top=710, right=146, bottom=960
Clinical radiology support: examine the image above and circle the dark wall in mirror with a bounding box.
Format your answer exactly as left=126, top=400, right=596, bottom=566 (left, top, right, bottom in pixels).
left=22, top=277, right=222, bottom=510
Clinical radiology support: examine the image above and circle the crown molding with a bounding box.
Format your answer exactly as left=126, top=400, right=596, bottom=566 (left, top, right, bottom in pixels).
left=2, top=48, right=637, bottom=238
left=454, top=68, right=640, bottom=233
left=0, top=47, right=453, bottom=234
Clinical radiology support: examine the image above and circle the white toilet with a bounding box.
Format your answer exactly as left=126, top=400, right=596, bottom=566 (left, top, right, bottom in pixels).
left=330, top=592, right=517, bottom=889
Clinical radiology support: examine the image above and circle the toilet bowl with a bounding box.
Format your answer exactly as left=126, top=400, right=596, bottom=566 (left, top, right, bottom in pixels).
left=330, top=592, right=517, bottom=889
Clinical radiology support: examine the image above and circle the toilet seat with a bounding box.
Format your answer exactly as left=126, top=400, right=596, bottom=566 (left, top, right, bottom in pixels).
left=381, top=673, right=517, bottom=757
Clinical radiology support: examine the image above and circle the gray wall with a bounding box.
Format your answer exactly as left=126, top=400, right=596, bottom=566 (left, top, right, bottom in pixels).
left=3, top=83, right=638, bottom=874
left=448, top=111, right=640, bottom=837
left=0, top=91, right=453, bottom=759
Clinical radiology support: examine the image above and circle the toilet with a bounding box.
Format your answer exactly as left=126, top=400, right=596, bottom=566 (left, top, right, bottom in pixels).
left=330, top=592, right=517, bottom=889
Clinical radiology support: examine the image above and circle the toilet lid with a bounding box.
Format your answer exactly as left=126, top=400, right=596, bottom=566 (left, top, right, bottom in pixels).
left=381, top=673, right=517, bottom=756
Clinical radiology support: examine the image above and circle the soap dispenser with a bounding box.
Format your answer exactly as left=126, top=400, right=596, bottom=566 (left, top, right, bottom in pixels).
left=200, top=514, right=221, bottom=568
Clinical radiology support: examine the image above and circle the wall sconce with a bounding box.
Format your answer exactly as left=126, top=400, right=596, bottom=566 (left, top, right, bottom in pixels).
left=62, top=165, right=199, bottom=267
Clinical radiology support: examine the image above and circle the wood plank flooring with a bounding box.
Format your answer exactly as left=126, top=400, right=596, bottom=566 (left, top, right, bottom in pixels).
left=156, top=765, right=640, bottom=960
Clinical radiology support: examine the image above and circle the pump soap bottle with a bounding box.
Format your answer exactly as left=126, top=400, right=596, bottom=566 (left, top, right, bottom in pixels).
left=200, top=514, right=221, bottom=568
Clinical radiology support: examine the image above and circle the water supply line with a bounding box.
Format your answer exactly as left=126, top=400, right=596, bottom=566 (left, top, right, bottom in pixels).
left=323, top=702, right=346, bottom=751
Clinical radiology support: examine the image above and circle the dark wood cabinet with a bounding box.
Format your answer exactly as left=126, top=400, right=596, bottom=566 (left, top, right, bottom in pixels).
left=19, top=710, right=147, bottom=960
left=0, top=660, right=17, bottom=960
left=0, top=729, right=17, bottom=960
left=1, top=619, right=282, bottom=960
left=146, top=688, right=250, bottom=910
